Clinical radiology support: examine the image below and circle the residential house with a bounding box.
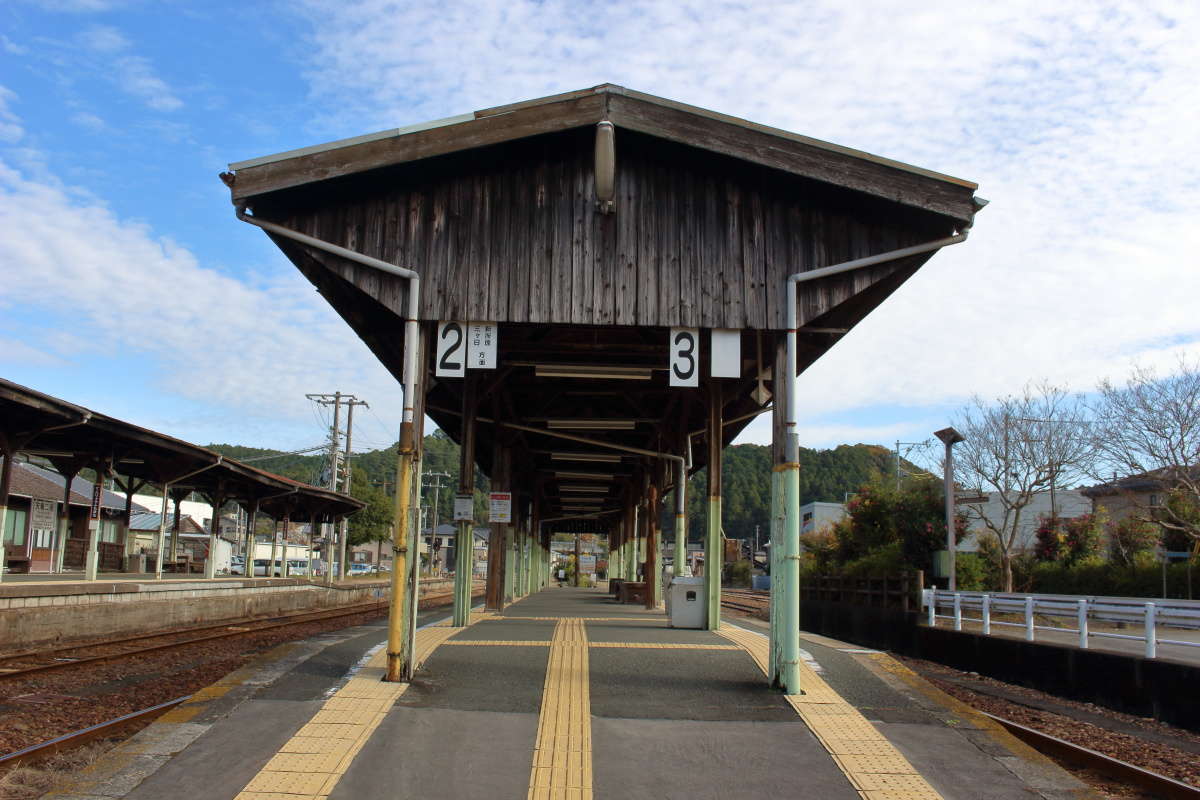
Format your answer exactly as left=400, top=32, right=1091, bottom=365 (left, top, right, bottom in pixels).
left=2, top=457, right=135, bottom=573
left=958, top=489, right=1091, bottom=552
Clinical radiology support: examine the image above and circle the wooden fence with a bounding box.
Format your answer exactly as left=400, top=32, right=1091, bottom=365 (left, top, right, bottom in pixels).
left=800, top=573, right=921, bottom=613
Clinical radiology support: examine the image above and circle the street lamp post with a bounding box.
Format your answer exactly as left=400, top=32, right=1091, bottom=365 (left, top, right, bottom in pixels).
left=934, top=427, right=965, bottom=591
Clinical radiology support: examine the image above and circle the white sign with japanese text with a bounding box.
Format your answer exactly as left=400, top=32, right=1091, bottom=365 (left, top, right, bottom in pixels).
left=488, top=492, right=512, bottom=523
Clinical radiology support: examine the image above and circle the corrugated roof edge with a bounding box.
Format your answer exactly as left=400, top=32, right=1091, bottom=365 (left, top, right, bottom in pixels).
left=226, top=84, right=977, bottom=192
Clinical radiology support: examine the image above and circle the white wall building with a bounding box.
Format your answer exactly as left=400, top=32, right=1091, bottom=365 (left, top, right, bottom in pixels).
left=801, top=502, right=847, bottom=535
left=958, top=489, right=1090, bottom=552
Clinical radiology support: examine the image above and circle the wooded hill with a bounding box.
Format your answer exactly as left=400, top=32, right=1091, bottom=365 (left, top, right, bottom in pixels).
left=208, top=437, right=917, bottom=543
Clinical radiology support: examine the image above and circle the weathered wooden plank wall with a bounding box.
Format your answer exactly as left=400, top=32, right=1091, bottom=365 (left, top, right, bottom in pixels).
left=262, top=128, right=952, bottom=331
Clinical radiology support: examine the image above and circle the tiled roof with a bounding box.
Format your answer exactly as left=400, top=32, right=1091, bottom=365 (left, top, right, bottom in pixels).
left=1, top=458, right=131, bottom=510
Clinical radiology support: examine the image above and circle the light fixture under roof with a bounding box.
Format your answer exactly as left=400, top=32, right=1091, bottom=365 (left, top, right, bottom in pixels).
left=558, top=485, right=608, bottom=493
left=546, top=419, right=636, bottom=431
left=553, top=471, right=617, bottom=481
left=534, top=364, right=652, bottom=381
left=550, top=452, right=623, bottom=463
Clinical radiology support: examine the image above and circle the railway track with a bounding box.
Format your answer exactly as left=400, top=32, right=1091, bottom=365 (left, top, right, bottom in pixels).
left=0, top=587, right=475, bottom=684
left=721, top=588, right=769, bottom=616
left=0, top=601, right=390, bottom=682
left=985, top=712, right=1200, bottom=799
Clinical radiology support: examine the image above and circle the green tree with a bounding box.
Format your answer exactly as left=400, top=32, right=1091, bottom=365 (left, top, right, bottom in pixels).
left=346, top=467, right=392, bottom=547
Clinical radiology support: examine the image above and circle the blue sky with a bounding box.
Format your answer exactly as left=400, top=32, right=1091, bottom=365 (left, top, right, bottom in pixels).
left=2, top=0, right=1198, bottom=465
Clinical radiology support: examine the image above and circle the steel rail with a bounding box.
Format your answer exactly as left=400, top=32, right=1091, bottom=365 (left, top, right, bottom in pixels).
left=0, top=695, right=191, bottom=766
left=982, top=712, right=1200, bottom=799
left=0, top=587, right=485, bottom=682
left=0, top=601, right=390, bottom=681
left=0, top=596, right=392, bottom=665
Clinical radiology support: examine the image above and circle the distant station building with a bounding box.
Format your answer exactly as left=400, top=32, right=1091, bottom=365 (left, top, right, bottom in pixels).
left=0, top=458, right=130, bottom=573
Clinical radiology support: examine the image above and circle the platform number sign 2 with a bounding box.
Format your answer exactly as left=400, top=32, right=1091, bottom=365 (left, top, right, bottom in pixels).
left=669, top=327, right=699, bottom=387
left=436, top=322, right=466, bottom=377
left=437, top=321, right=498, bottom=377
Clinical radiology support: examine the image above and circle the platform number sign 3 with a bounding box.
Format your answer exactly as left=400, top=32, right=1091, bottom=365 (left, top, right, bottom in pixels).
left=669, top=327, right=699, bottom=387
left=436, top=322, right=465, bottom=377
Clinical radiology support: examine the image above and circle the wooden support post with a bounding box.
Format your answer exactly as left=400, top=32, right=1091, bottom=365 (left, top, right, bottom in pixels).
left=705, top=381, right=723, bottom=630
left=454, top=374, right=477, bottom=626
left=486, top=444, right=508, bottom=611
left=55, top=466, right=77, bottom=574
left=86, top=459, right=112, bottom=581
left=169, top=488, right=186, bottom=563
left=246, top=499, right=259, bottom=580
left=205, top=483, right=226, bottom=579
left=0, top=442, right=12, bottom=583
left=645, top=481, right=660, bottom=609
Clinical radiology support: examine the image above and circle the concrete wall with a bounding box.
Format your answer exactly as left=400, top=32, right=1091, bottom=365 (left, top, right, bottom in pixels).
left=0, top=578, right=413, bottom=653
left=798, top=597, right=1200, bottom=733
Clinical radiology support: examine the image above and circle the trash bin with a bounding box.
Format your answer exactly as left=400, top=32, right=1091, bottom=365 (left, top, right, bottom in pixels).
left=752, top=574, right=771, bottom=590
left=668, top=576, right=706, bottom=629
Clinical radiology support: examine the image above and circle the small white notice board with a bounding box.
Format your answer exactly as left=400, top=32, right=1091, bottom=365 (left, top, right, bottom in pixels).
left=488, top=492, right=512, bottom=523
left=453, top=494, right=475, bottom=521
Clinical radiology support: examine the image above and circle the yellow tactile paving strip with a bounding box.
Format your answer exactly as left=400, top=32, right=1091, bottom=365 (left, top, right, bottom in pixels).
left=587, top=642, right=740, bottom=650
left=233, top=622, right=463, bottom=800
left=716, top=624, right=944, bottom=800
left=439, top=640, right=739, bottom=651
left=527, top=618, right=592, bottom=800
left=504, top=616, right=660, bottom=622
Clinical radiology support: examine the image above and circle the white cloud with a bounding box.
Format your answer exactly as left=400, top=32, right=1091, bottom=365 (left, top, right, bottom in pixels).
left=77, top=25, right=183, bottom=111
left=69, top=111, right=106, bottom=132
left=0, top=159, right=399, bottom=440
left=290, top=0, right=1200, bottom=432
left=18, top=0, right=127, bottom=11
left=79, top=24, right=128, bottom=53
left=0, top=337, right=67, bottom=367
left=0, top=86, right=24, bottom=143
left=113, top=54, right=183, bottom=111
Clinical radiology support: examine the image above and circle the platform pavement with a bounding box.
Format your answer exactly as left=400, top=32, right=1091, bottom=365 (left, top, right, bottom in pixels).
left=44, top=587, right=1096, bottom=800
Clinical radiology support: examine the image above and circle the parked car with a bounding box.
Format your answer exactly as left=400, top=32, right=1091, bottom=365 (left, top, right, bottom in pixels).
left=347, top=562, right=374, bottom=577
left=230, top=556, right=246, bottom=575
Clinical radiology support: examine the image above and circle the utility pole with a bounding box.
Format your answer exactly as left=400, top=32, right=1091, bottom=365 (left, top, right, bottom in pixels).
left=422, top=471, right=450, bottom=574
left=894, top=440, right=929, bottom=490
left=307, top=392, right=368, bottom=580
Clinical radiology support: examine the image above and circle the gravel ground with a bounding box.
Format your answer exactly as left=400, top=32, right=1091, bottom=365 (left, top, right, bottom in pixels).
left=897, top=654, right=1200, bottom=793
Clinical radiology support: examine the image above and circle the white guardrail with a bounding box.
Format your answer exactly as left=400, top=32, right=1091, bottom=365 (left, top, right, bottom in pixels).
left=922, top=590, right=1200, bottom=659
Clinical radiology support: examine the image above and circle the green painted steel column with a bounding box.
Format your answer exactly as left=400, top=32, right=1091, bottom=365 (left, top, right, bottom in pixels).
left=673, top=512, right=687, bottom=578
left=770, top=334, right=802, bottom=695
left=768, top=468, right=783, bottom=684
left=777, top=460, right=801, bottom=693
left=705, top=497, right=721, bottom=629
left=452, top=520, right=471, bottom=626
left=705, top=382, right=723, bottom=630
left=504, top=525, right=515, bottom=602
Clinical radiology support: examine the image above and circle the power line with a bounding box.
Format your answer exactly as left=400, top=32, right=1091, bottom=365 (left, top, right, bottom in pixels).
left=240, top=445, right=329, bottom=463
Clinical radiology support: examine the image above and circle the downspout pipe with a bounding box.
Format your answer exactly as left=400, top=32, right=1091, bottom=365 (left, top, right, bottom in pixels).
left=235, top=206, right=422, bottom=683
left=775, top=230, right=969, bottom=694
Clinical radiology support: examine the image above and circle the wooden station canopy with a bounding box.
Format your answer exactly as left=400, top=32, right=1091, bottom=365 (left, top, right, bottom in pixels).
left=221, top=84, right=983, bottom=530
left=0, top=378, right=362, bottom=522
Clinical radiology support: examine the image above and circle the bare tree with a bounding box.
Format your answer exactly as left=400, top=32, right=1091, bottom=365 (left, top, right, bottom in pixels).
left=1090, top=358, right=1200, bottom=547
left=951, top=381, right=1093, bottom=591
